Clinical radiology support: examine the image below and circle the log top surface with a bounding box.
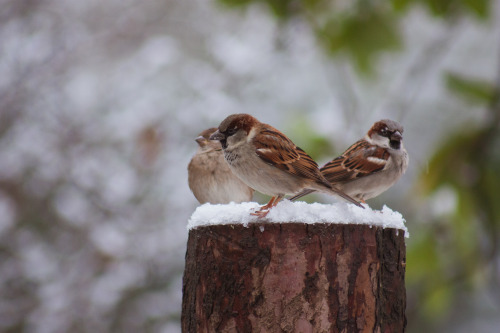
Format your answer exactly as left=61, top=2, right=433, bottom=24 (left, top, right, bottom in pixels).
left=188, top=201, right=408, bottom=237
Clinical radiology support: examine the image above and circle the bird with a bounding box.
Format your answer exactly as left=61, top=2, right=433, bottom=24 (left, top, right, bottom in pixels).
left=188, top=127, right=254, bottom=204
left=290, top=119, right=409, bottom=203
left=209, top=113, right=363, bottom=217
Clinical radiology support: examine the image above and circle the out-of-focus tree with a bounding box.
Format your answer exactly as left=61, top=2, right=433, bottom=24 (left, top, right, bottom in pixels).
left=0, top=1, right=192, bottom=332
left=219, top=0, right=491, bottom=74
left=409, top=72, right=500, bottom=329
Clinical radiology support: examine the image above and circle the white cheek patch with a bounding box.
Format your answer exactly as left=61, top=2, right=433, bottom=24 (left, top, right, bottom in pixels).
left=227, top=135, right=243, bottom=148
left=367, top=156, right=387, bottom=165
left=370, top=135, right=390, bottom=148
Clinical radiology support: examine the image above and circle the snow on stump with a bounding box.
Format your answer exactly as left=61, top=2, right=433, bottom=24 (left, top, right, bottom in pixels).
left=182, top=201, right=408, bottom=332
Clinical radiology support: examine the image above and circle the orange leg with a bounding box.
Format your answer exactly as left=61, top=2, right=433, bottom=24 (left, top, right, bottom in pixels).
left=270, top=196, right=283, bottom=208
left=251, top=196, right=283, bottom=218
left=261, top=196, right=277, bottom=210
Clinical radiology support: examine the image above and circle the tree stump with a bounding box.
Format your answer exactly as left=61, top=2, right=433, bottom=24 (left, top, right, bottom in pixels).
left=182, top=223, right=406, bottom=333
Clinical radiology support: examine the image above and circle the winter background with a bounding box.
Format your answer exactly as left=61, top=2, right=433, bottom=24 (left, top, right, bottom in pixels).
left=1, top=0, right=499, bottom=332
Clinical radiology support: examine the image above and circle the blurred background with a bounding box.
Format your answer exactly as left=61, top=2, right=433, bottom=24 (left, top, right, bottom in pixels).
left=1, top=0, right=499, bottom=332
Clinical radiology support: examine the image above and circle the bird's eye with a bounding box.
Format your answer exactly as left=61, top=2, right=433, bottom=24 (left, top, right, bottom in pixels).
left=226, top=127, right=237, bottom=136
left=380, top=128, right=388, bottom=136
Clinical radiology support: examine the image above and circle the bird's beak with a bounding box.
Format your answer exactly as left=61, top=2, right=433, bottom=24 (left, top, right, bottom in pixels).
left=389, top=131, right=402, bottom=149
left=195, top=136, right=206, bottom=146
left=391, top=131, right=402, bottom=141
left=209, top=130, right=225, bottom=141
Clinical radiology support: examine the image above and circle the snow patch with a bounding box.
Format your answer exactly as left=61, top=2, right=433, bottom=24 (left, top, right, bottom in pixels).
left=188, top=201, right=408, bottom=237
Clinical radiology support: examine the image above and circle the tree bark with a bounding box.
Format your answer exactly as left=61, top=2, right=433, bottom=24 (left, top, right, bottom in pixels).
left=182, top=223, right=406, bottom=333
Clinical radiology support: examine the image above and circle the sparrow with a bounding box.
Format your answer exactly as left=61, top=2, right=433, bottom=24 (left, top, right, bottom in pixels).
left=188, top=128, right=254, bottom=204
left=290, top=119, right=409, bottom=203
left=209, top=114, right=362, bottom=217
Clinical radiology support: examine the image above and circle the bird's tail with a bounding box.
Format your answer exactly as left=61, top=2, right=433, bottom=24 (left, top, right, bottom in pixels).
left=289, top=189, right=315, bottom=201
left=313, top=180, right=363, bottom=208
left=327, top=186, right=363, bottom=208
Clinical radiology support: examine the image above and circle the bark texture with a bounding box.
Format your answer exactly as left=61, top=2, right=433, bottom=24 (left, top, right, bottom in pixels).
left=182, top=223, right=406, bottom=333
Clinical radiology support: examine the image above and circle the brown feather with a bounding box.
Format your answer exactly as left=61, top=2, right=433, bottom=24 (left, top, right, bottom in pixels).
left=321, top=140, right=389, bottom=183
left=254, top=126, right=327, bottom=184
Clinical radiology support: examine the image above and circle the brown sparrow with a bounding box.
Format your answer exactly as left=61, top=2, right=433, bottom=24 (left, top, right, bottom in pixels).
left=209, top=114, right=362, bottom=217
left=188, top=128, right=254, bottom=204
left=290, top=119, right=409, bottom=203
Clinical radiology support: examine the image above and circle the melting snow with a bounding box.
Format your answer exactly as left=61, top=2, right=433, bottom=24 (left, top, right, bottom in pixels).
left=188, top=200, right=408, bottom=237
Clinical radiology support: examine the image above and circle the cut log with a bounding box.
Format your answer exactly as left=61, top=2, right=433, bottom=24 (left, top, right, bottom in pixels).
left=182, top=223, right=406, bottom=333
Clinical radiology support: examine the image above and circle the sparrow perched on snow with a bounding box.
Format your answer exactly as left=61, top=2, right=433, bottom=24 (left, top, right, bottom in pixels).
left=209, top=114, right=362, bottom=217
left=188, top=128, right=254, bottom=204
left=290, top=119, right=409, bottom=203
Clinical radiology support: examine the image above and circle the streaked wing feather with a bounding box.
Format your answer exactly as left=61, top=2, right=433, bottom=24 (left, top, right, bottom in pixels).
left=254, top=128, right=323, bottom=182
left=321, top=140, right=389, bottom=182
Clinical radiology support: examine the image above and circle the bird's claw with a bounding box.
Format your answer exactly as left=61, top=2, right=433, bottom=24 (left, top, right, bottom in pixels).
left=250, top=209, right=270, bottom=218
